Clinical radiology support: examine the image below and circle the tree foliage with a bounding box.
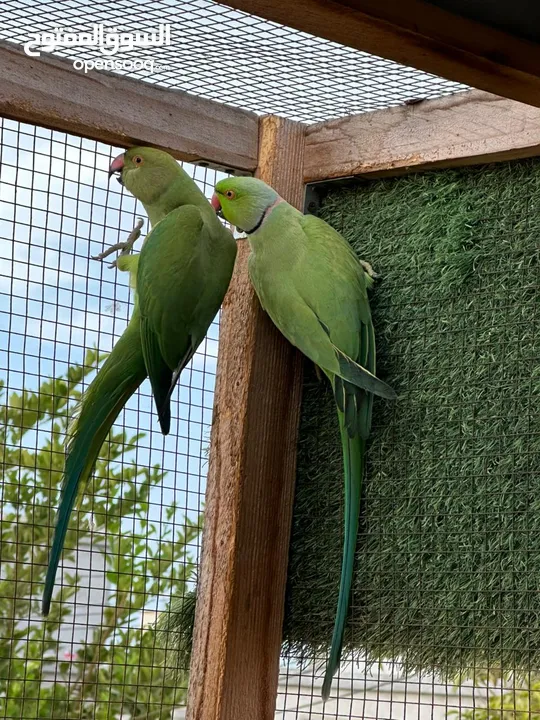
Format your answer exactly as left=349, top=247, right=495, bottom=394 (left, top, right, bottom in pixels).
left=452, top=672, right=540, bottom=720
left=0, top=349, right=199, bottom=718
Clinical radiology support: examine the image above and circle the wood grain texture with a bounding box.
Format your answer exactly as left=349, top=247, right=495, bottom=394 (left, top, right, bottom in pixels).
left=222, top=0, right=540, bottom=109
left=0, top=43, right=258, bottom=172
left=305, top=90, right=540, bottom=182
left=186, top=116, right=305, bottom=720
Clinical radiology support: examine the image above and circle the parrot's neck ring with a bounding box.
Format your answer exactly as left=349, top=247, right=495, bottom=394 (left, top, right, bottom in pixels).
left=244, top=197, right=283, bottom=235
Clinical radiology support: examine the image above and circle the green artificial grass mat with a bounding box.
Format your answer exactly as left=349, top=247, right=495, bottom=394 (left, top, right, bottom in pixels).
left=284, top=159, right=540, bottom=680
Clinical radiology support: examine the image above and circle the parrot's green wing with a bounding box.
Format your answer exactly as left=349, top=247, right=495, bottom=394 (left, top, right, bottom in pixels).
left=249, top=211, right=394, bottom=400
left=299, top=212, right=381, bottom=423
left=137, top=205, right=236, bottom=434
left=256, top=287, right=392, bottom=399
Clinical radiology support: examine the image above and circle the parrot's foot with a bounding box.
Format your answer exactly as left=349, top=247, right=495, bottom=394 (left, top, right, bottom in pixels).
left=359, top=260, right=380, bottom=279
left=92, top=218, right=144, bottom=268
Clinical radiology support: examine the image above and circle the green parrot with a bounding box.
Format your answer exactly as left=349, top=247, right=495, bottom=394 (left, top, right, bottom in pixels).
left=109, top=148, right=237, bottom=434
left=211, top=176, right=396, bottom=700
left=42, top=147, right=236, bottom=615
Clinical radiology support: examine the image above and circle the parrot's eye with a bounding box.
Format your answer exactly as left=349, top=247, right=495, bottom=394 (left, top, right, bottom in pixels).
left=133, top=156, right=143, bottom=165
left=225, top=190, right=235, bottom=199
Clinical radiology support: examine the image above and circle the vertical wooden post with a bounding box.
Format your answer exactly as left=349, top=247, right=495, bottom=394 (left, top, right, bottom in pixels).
left=186, top=116, right=305, bottom=720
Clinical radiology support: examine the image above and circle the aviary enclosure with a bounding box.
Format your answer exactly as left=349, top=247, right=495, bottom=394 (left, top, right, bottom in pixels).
left=1, top=1, right=540, bottom=719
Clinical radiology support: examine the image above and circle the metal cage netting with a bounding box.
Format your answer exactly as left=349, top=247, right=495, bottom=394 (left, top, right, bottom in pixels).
left=1, top=2, right=523, bottom=720
left=0, top=0, right=468, bottom=123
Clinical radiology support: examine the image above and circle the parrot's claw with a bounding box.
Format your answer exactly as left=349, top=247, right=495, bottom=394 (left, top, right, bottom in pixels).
left=92, top=218, right=144, bottom=268
left=359, top=260, right=380, bottom=279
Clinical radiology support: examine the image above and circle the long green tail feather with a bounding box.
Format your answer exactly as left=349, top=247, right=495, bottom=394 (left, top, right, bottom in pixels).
left=321, top=407, right=364, bottom=701
left=42, top=318, right=147, bottom=615
left=335, top=346, right=396, bottom=400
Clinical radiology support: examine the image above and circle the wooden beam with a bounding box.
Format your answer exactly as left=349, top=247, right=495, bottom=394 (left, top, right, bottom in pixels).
left=0, top=43, right=258, bottom=172
left=223, top=0, right=540, bottom=109
left=186, top=116, right=305, bottom=720
left=304, top=90, right=540, bottom=182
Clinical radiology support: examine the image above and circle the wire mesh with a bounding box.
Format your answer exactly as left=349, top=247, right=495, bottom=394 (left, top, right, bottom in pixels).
left=0, top=116, right=228, bottom=718
left=0, top=2, right=527, bottom=720
left=0, top=0, right=468, bottom=123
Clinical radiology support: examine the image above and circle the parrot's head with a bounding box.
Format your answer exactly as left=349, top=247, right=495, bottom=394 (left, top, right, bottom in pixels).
left=212, top=177, right=280, bottom=234
left=109, top=147, right=182, bottom=205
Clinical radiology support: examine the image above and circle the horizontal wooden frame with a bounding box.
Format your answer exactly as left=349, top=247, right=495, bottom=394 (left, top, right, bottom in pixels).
left=304, top=90, right=540, bottom=182
left=223, top=0, right=540, bottom=109
left=0, top=43, right=259, bottom=172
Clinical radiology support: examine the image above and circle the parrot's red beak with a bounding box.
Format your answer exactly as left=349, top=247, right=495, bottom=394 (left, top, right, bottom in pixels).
left=211, top=193, right=221, bottom=213
left=108, top=153, right=125, bottom=182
